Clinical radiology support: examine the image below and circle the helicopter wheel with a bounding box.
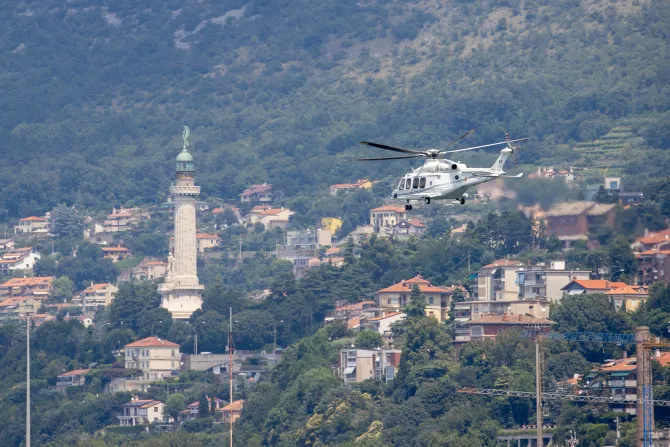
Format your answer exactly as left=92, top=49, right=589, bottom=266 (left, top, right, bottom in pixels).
left=424, top=198, right=430, bottom=205
left=405, top=204, right=412, bottom=211
left=459, top=197, right=465, bottom=205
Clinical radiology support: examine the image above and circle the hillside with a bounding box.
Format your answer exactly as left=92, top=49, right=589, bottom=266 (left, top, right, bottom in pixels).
left=0, top=0, right=669, bottom=218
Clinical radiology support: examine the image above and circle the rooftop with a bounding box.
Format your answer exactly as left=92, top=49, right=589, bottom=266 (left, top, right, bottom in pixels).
left=0, top=277, right=53, bottom=288
left=125, top=336, right=180, bottom=348
left=222, top=399, right=245, bottom=412
left=377, top=275, right=450, bottom=294
left=370, top=205, right=407, bottom=213
left=58, top=368, right=91, bottom=377
left=240, top=184, right=272, bottom=196
left=482, top=259, right=523, bottom=269
left=562, top=279, right=627, bottom=291
left=82, top=283, right=113, bottom=293
left=122, top=399, right=163, bottom=409
left=545, top=201, right=615, bottom=217
left=196, top=233, right=221, bottom=240
left=19, top=216, right=47, bottom=222
left=367, top=312, right=406, bottom=321
left=466, top=313, right=555, bottom=325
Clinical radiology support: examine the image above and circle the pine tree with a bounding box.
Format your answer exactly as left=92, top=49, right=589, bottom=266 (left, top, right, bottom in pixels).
left=198, top=393, right=210, bottom=418
left=406, top=284, right=426, bottom=317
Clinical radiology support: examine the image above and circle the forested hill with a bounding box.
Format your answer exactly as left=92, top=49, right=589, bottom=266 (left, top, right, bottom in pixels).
left=1, top=0, right=669, bottom=218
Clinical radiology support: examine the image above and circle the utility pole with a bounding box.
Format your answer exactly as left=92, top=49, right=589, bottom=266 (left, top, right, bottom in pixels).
left=229, top=307, right=233, bottom=447
left=26, top=314, right=31, bottom=447
left=535, top=334, right=543, bottom=447
left=194, top=332, right=198, bottom=355
left=467, top=250, right=471, bottom=273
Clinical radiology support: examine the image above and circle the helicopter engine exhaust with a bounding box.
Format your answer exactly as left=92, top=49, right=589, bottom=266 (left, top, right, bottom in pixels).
left=451, top=164, right=458, bottom=170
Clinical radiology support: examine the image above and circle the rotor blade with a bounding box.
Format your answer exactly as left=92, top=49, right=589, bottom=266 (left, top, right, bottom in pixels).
left=440, top=138, right=528, bottom=154
left=443, top=129, right=475, bottom=149
left=357, top=155, right=425, bottom=161
left=360, top=141, right=425, bottom=155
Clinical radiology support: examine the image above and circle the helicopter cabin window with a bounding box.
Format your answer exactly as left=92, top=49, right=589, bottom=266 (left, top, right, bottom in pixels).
left=406, top=178, right=411, bottom=189
left=419, top=177, right=426, bottom=188
left=398, top=179, right=404, bottom=190
left=412, top=177, right=419, bottom=189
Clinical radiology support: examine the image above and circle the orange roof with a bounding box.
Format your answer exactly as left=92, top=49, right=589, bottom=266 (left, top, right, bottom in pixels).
left=367, top=312, right=405, bottom=321
left=565, top=279, right=627, bottom=290
left=635, top=228, right=670, bottom=245
left=125, top=336, right=179, bottom=348
left=222, top=399, right=244, bottom=412
left=407, top=219, right=425, bottom=227
left=251, top=205, right=272, bottom=212
left=19, top=216, right=47, bottom=222
left=101, top=246, right=129, bottom=252
left=466, top=313, right=555, bottom=325
left=347, top=317, right=361, bottom=329
left=240, top=184, right=272, bottom=196
left=656, top=352, right=670, bottom=367
left=326, top=247, right=341, bottom=255
left=0, top=297, right=34, bottom=307
left=259, top=208, right=287, bottom=216
left=82, top=283, right=112, bottom=293
left=196, top=233, right=221, bottom=240
left=377, top=275, right=449, bottom=294
left=482, top=259, right=523, bottom=269
left=606, top=285, right=648, bottom=296
left=31, top=313, right=52, bottom=319
left=0, top=277, right=53, bottom=288
left=598, top=358, right=637, bottom=372
left=212, top=207, right=239, bottom=214
left=371, top=205, right=406, bottom=213
left=58, top=368, right=91, bottom=377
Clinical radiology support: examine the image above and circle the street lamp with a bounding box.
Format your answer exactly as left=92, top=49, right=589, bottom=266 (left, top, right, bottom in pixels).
left=151, top=320, right=163, bottom=337
left=611, top=268, right=625, bottom=282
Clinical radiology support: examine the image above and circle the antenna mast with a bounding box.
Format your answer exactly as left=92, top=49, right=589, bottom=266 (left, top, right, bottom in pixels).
left=229, top=307, right=233, bottom=447
left=26, top=314, right=31, bottom=447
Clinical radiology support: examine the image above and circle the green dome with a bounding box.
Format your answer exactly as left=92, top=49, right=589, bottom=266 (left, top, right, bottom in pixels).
left=176, top=150, right=193, bottom=162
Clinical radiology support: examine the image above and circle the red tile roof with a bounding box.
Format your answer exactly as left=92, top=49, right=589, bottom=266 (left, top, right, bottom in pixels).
left=222, top=399, right=244, bottom=412
left=482, top=259, right=523, bottom=269
left=125, top=336, right=180, bottom=348
left=101, top=246, right=130, bottom=253
left=367, top=312, right=405, bottom=321
left=636, top=228, right=670, bottom=245
left=407, top=219, right=425, bottom=227
left=563, top=279, right=627, bottom=290
left=606, top=285, right=648, bottom=296
left=82, top=283, right=113, bottom=293
left=377, top=275, right=449, bottom=294
left=371, top=205, right=407, bottom=213
left=196, top=233, right=221, bottom=240
left=0, top=277, right=53, bottom=288
left=19, top=216, right=47, bottom=222
left=240, top=184, right=272, bottom=196
left=58, top=368, right=91, bottom=377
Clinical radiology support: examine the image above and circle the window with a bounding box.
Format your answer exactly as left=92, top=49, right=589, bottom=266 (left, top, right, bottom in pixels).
left=399, top=179, right=404, bottom=190
left=154, top=407, right=159, bottom=412
left=413, top=177, right=419, bottom=189
left=387, top=298, right=391, bottom=305
left=429, top=297, right=434, bottom=305
left=470, top=326, right=484, bottom=337
left=419, top=177, right=426, bottom=188
left=406, top=178, right=411, bottom=189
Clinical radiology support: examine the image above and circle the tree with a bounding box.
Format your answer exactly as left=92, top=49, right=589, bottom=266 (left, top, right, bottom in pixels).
left=165, top=393, right=186, bottom=422
left=50, top=276, right=75, bottom=302
left=50, top=204, right=85, bottom=239
left=343, top=236, right=355, bottom=265
left=406, top=284, right=426, bottom=317
left=355, top=330, right=384, bottom=350
left=198, top=393, right=210, bottom=418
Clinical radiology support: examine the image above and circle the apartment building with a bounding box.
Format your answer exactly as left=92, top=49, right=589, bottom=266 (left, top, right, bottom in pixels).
left=337, top=348, right=402, bottom=384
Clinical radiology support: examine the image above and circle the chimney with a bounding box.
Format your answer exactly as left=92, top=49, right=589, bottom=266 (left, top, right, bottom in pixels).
left=656, top=349, right=661, bottom=358
left=644, top=228, right=649, bottom=237
left=623, top=351, right=627, bottom=359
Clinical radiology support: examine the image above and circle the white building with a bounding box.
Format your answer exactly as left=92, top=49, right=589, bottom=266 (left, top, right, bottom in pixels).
left=361, top=312, right=406, bottom=346
left=159, top=127, right=204, bottom=320
left=0, top=247, right=40, bottom=273
left=123, top=336, right=181, bottom=381
left=338, top=349, right=402, bottom=384
left=72, top=283, right=119, bottom=313
left=118, top=398, right=165, bottom=426
left=14, top=216, right=49, bottom=235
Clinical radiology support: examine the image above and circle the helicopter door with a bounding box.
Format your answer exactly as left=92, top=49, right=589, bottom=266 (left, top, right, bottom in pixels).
left=419, top=177, right=426, bottom=188
left=405, top=178, right=411, bottom=189
left=398, top=178, right=405, bottom=190
left=412, top=177, right=419, bottom=189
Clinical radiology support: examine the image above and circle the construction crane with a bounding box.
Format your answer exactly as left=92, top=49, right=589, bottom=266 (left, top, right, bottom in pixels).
left=461, top=327, right=666, bottom=447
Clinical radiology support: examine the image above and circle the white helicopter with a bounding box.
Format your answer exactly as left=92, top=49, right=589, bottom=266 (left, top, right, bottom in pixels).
left=358, top=131, right=527, bottom=209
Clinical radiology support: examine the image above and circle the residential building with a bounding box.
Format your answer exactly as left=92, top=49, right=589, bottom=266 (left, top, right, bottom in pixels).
left=253, top=207, right=294, bottom=230
left=585, top=356, right=638, bottom=415
left=321, top=217, right=343, bottom=234
left=347, top=224, right=375, bottom=244
left=326, top=300, right=376, bottom=325
left=0, top=247, right=41, bottom=273
left=183, top=353, right=243, bottom=375
left=337, top=349, right=401, bottom=384
left=387, top=218, right=426, bottom=240
left=291, top=256, right=321, bottom=278
left=284, top=228, right=331, bottom=249
left=221, top=400, right=245, bottom=424
left=606, top=285, right=649, bottom=311
left=64, top=314, right=94, bottom=327
left=620, top=192, right=644, bottom=206
left=180, top=397, right=226, bottom=422
left=118, top=398, right=165, bottom=426
left=561, top=279, right=628, bottom=295
left=477, top=259, right=524, bottom=301
left=101, top=245, right=131, bottom=262
left=195, top=233, right=221, bottom=253
left=240, top=183, right=273, bottom=203
left=636, top=250, right=670, bottom=285
left=458, top=313, right=555, bottom=343
left=31, top=313, right=55, bottom=327
left=56, top=368, right=90, bottom=392
left=14, top=216, right=49, bottom=235
left=0, top=239, right=15, bottom=251
left=631, top=228, right=670, bottom=253
left=515, top=260, right=591, bottom=302
left=103, top=207, right=144, bottom=233
left=329, top=179, right=373, bottom=196
left=72, top=283, right=119, bottom=313
left=456, top=299, right=550, bottom=321
left=0, top=297, right=40, bottom=321
left=545, top=201, right=616, bottom=248
left=124, top=337, right=181, bottom=381
left=130, top=258, right=168, bottom=281
left=370, top=205, right=407, bottom=233
left=0, top=277, right=53, bottom=298
left=360, top=312, right=406, bottom=346
left=374, top=275, right=463, bottom=323
left=212, top=206, right=242, bottom=223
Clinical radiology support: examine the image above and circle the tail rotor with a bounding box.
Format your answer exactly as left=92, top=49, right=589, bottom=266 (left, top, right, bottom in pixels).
left=505, top=129, right=521, bottom=168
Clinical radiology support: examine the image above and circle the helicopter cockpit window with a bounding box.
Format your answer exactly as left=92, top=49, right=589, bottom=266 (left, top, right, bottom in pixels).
left=398, top=179, right=404, bottom=190
left=406, top=178, right=411, bottom=189
left=419, top=177, right=426, bottom=188
left=412, top=177, right=419, bottom=189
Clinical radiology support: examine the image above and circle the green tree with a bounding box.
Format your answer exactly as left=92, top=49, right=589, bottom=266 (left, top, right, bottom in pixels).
left=355, top=330, right=384, bottom=350
left=50, top=276, right=75, bottom=302
left=343, top=236, right=355, bottom=265
left=165, top=393, right=186, bottom=422
left=198, top=393, right=210, bottom=418
left=406, top=284, right=426, bottom=317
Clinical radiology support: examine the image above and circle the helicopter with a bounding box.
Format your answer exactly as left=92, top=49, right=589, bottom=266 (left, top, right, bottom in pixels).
left=358, top=130, right=527, bottom=209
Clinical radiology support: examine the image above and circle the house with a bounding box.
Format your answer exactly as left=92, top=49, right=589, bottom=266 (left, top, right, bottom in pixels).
left=337, top=349, right=401, bottom=384
left=118, top=398, right=165, bottom=426
left=130, top=258, right=168, bottom=281
left=0, top=297, right=41, bottom=321
left=0, top=239, right=15, bottom=251
left=370, top=205, right=407, bottom=233
left=285, top=228, right=332, bottom=249
left=180, top=396, right=226, bottom=422
left=636, top=250, right=670, bottom=285
left=64, top=314, right=94, bottom=327
left=347, top=224, right=375, bottom=244
left=291, top=256, right=321, bottom=278
left=221, top=400, right=245, bottom=424
left=606, top=286, right=649, bottom=311
left=545, top=201, right=616, bottom=248
left=360, top=312, right=406, bottom=346
left=14, top=216, right=49, bottom=235
left=585, top=356, right=637, bottom=415
left=561, top=279, right=628, bottom=295
left=103, top=207, right=144, bottom=233
left=31, top=313, right=55, bottom=327
left=196, top=233, right=221, bottom=253
left=323, top=256, right=345, bottom=267
left=321, top=217, right=343, bottom=234
left=256, top=208, right=295, bottom=230
left=56, top=368, right=90, bottom=391
left=374, top=275, right=463, bottom=323
left=0, top=276, right=53, bottom=298
left=620, top=192, right=644, bottom=206
left=329, top=179, right=373, bottom=196
left=101, top=245, right=131, bottom=262
left=387, top=219, right=426, bottom=240
left=240, top=183, right=273, bottom=203
left=477, top=259, right=524, bottom=301
left=123, top=337, right=181, bottom=381
left=212, top=206, right=242, bottom=223
left=631, top=228, right=670, bottom=253
left=459, top=313, right=554, bottom=343
left=72, top=283, right=119, bottom=313
left=0, top=247, right=41, bottom=273
left=456, top=299, right=550, bottom=322
left=515, top=260, right=591, bottom=302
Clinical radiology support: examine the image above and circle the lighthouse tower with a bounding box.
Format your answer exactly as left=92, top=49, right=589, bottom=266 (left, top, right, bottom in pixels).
left=159, top=126, right=204, bottom=319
